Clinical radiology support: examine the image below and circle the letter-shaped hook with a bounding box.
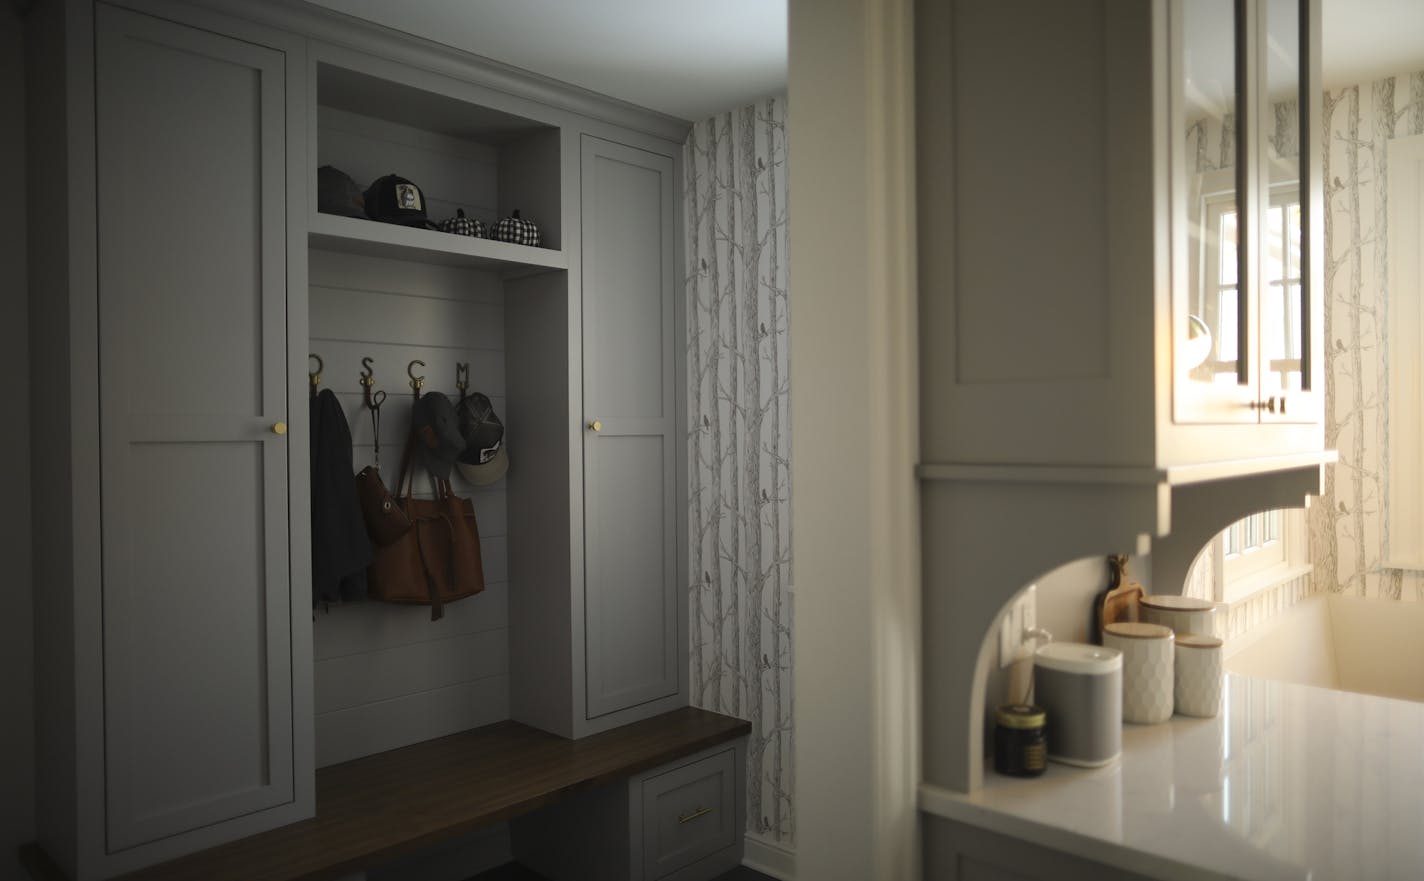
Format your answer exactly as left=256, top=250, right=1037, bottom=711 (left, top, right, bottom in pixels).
left=455, top=362, right=469, bottom=397
left=308, top=354, right=323, bottom=397
left=360, top=357, right=375, bottom=387
left=407, top=359, right=426, bottom=395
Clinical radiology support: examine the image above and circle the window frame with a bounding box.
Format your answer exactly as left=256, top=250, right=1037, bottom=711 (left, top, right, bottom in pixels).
left=1210, top=506, right=1311, bottom=604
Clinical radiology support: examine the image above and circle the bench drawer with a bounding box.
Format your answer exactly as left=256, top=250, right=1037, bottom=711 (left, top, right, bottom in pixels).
left=641, top=747, right=736, bottom=879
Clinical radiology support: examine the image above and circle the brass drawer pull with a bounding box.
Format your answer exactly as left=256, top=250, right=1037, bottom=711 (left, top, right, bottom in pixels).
left=678, top=806, right=713, bottom=824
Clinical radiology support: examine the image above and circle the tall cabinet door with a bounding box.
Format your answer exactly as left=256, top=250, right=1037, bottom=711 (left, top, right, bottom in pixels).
left=95, top=5, right=293, bottom=851
left=580, top=136, right=679, bottom=719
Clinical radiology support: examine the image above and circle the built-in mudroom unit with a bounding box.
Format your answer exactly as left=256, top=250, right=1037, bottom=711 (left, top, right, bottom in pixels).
left=24, top=0, right=749, bottom=879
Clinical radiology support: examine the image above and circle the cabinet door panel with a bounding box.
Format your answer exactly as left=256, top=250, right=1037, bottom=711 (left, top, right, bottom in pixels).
left=1258, top=0, right=1319, bottom=422
left=96, top=5, right=292, bottom=851
left=581, top=136, right=677, bottom=718
left=1172, top=0, right=1257, bottom=422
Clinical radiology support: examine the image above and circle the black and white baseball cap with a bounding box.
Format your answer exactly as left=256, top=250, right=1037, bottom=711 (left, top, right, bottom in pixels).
left=456, top=392, right=508, bottom=486
left=364, top=173, right=437, bottom=228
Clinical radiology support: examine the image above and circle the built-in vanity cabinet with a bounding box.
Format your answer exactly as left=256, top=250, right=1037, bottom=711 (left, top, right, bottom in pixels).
left=914, top=0, right=1333, bottom=804
left=1171, top=0, right=1321, bottom=430
left=917, top=0, right=1325, bottom=471
left=28, top=0, right=693, bottom=877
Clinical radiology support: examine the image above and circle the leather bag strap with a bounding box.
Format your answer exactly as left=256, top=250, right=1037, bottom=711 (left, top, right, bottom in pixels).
left=412, top=517, right=446, bottom=621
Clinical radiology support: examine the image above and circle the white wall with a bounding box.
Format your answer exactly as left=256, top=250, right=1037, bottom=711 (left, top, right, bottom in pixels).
left=1, top=6, right=34, bottom=879
left=789, top=0, right=919, bottom=878
left=976, top=558, right=1108, bottom=758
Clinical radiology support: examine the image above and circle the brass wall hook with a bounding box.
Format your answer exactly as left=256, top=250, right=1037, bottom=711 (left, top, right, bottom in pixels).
left=407, top=359, right=426, bottom=396
left=309, top=353, right=323, bottom=397
left=360, top=357, right=386, bottom=410
left=455, top=362, right=469, bottom=397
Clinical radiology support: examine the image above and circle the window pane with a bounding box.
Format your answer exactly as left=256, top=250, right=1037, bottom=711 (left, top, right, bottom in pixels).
left=1287, top=283, right=1302, bottom=361
left=1220, top=211, right=1238, bottom=285
left=1287, top=202, right=1302, bottom=277
left=1267, top=205, right=1285, bottom=283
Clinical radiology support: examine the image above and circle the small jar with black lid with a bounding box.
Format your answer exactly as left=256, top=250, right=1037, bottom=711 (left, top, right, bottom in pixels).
left=994, top=704, right=1047, bottom=777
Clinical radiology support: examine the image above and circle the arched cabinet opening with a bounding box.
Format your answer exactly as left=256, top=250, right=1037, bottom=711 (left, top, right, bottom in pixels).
left=922, top=461, right=1327, bottom=794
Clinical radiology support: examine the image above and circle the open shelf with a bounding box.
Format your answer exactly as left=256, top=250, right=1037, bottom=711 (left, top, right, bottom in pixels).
left=309, top=212, right=567, bottom=274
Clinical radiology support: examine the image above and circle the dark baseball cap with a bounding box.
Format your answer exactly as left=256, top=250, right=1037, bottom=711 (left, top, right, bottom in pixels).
left=411, top=391, right=463, bottom=480
left=456, top=393, right=508, bottom=486
left=317, top=165, right=365, bottom=218
left=364, top=173, right=437, bottom=228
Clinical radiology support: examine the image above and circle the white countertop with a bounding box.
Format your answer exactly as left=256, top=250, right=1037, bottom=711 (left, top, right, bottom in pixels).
left=920, top=675, right=1424, bottom=881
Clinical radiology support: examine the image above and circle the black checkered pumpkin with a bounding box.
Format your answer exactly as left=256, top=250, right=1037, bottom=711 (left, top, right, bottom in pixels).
left=493, top=210, right=541, bottom=247
left=439, top=208, right=487, bottom=239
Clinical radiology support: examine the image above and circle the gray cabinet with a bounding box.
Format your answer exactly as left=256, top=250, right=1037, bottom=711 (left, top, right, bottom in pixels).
left=916, top=0, right=1325, bottom=471
left=580, top=135, right=680, bottom=719
left=511, top=740, right=746, bottom=881
left=97, top=4, right=295, bottom=850
left=507, top=132, right=686, bottom=739
left=30, top=2, right=310, bottom=877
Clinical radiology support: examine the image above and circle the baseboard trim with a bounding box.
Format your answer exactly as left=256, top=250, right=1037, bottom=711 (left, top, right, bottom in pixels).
left=743, top=835, right=796, bottom=880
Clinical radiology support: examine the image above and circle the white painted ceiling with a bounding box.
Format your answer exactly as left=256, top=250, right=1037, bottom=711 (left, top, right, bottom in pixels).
left=302, top=0, right=787, bottom=123
left=301, top=1, right=1419, bottom=122
left=1323, top=0, right=1424, bottom=88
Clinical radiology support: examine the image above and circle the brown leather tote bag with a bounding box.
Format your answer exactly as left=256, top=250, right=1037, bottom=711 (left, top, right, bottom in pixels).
left=367, top=433, right=486, bottom=620
left=356, top=465, right=411, bottom=546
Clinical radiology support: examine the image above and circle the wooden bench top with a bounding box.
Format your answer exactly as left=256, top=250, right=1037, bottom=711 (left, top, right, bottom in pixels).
left=22, top=707, right=750, bottom=881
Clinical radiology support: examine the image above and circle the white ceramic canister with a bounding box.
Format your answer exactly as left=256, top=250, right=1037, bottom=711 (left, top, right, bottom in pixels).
left=1174, top=634, right=1223, bottom=717
left=1139, top=594, right=1219, bottom=638
left=1103, top=622, right=1175, bottom=724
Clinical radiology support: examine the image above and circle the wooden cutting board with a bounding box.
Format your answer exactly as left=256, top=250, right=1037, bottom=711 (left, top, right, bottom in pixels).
left=1100, top=581, right=1144, bottom=632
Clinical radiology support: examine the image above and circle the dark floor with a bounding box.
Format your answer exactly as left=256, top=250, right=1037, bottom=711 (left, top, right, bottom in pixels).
left=469, top=863, right=775, bottom=881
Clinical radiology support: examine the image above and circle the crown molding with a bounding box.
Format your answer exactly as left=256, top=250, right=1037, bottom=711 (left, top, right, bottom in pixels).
left=180, top=0, right=693, bottom=144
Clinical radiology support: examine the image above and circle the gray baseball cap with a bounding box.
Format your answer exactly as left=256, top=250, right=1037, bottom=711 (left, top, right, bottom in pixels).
left=411, top=392, right=463, bottom=480
left=317, top=165, right=365, bottom=218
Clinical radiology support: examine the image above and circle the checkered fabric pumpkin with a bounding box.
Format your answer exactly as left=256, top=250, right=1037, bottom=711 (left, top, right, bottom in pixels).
left=439, top=208, right=487, bottom=238
left=493, top=210, right=541, bottom=247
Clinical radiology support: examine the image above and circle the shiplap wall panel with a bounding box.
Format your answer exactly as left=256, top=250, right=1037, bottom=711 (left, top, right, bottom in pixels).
left=309, top=286, right=503, bottom=350
left=315, top=629, right=509, bottom=714
left=315, top=584, right=510, bottom=660
left=318, top=106, right=499, bottom=228
left=315, top=676, right=511, bottom=767
left=309, top=195, right=510, bottom=763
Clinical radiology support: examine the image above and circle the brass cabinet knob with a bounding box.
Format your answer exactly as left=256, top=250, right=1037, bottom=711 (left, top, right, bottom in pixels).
left=1249, top=397, right=1287, bottom=415
left=272, top=421, right=288, bottom=435
left=587, top=420, right=602, bottom=432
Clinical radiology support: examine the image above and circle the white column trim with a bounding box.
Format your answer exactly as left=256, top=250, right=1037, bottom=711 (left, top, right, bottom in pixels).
left=789, top=0, right=921, bottom=878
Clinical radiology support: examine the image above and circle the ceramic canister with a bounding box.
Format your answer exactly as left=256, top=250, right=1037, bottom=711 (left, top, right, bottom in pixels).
left=1139, top=594, right=1219, bottom=638
left=1103, top=622, right=1175, bottom=724
left=1032, top=642, right=1123, bottom=767
left=1174, top=634, right=1224, bottom=718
